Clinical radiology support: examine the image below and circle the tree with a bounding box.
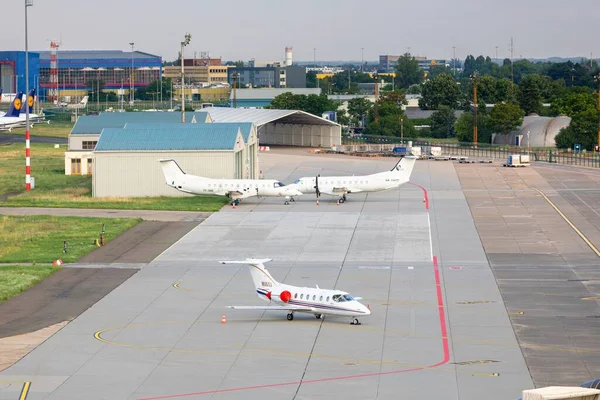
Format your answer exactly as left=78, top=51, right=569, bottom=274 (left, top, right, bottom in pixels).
left=306, top=71, right=318, bottom=88
left=454, top=112, right=493, bottom=144
left=407, top=84, right=422, bottom=95
left=363, top=91, right=409, bottom=136
left=487, top=102, right=525, bottom=142
left=549, top=88, right=596, bottom=117
left=517, top=74, right=546, bottom=115
left=419, top=73, right=460, bottom=110
left=267, top=92, right=338, bottom=116
left=347, top=97, right=373, bottom=127
left=430, top=106, right=456, bottom=138
left=394, top=53, right=424, bottom=89
left=555, top=108, right=599, bottom=150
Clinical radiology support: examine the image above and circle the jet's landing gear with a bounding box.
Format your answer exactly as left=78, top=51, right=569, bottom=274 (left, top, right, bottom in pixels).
left=315, top=314, right=322, bottom=319
left=350, top=318, right=361, bottom=325
left=231, top=199, right=240, bottom=206
left=342, top=194, right=347, bottom=202
left=284, top=196, right=294, bottom=205
left=287, top=313, right=294, bottom=321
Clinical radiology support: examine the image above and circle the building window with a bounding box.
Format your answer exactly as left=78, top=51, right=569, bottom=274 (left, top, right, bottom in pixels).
left=71, top=158, right=81, bottom=175
left=82, top=141, right=97, bottom=150
left=87, top=158, right=93, bottom=174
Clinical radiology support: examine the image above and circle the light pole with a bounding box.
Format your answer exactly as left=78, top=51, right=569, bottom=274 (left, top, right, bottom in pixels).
left=232, top=72, right=239, bottom=108
left=452, top=46, right=456, bottom=77
left=361, top=47, right=364, bottom=72
left=180, top=33, right=191, bottom=123
left=595, top=73, right=600, bottom=152
left=471, top=71, right=478, bottom=148
left=373, top=72, right=379, bottom=124
left=129, top=42, right=134, bottom=106
left=527, top=130, right=530, bottom=157
left=25, top=0, right=33, bottom=191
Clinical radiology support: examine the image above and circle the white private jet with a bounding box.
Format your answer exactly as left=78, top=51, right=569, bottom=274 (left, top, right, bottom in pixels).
left=221, top=259, right=371, bottom=325
left=159, top=159, right=303, bottom=205
left=288, top=155, right=417, bottom=203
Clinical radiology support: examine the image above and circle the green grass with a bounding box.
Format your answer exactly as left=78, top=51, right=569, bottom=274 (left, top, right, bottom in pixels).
left=0, top=266, right=58, bottom=303
left=6, top=123, right=73, bottom=138
left=0, top=215, right=142, bottom=263
left=0, top=143, right=228, bottom=211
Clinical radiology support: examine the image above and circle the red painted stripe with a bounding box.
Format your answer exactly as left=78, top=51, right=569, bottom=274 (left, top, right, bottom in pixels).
left=433, top=256, right=450, bottom=364
left=137, top=255, right=450, bottom=400
left=25, top=130, right=30, bottom=140
left=25, top=166, right=31, bottom=175
left=409, top=182, right=429, bottom=210
left=25, top=148, right=30, bottom=157
left=25, top=183, right=31, bottom=191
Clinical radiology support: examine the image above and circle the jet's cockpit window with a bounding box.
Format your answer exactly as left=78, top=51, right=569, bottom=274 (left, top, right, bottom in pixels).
left=343, top=294, right=355, bottom=301
left=332, top=294, right=347, bottom=302
left=293, top=179, right=301, bottom=184
left=273, top=181, right=285, bottom=188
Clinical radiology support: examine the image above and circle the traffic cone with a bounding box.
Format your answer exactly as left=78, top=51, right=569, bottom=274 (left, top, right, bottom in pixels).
left=221, top=313, right=227, bottom=324
left=316, top=200, right=319, bottom=206
left=232, top=202, right=236, bottom=209
left=367, top=304, right=370, bottom=310
left=336, top=200, right=340, bottom=206
left=52, top=259, right=63, bottom=267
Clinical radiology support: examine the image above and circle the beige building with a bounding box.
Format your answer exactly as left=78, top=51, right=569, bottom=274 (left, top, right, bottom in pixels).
left=92, top=124, right=257, bottom=198
left=163, top=65, right=230, bottom=85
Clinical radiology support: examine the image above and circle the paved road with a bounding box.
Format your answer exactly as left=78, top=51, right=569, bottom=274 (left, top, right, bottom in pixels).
left=0, top=207, right=212, bottom=222
left=0, top=133, right=67, bottom=145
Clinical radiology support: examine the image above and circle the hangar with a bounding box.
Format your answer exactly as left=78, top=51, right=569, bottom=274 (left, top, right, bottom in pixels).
left=65, top=111, right=212, bottom=175
left=92, top=124, right=256, bottom=198
left=203, top=107, right=341, bottom=148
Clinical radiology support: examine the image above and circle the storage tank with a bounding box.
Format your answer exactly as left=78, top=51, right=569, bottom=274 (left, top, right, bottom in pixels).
left=285, top=46, right=293, bottom=66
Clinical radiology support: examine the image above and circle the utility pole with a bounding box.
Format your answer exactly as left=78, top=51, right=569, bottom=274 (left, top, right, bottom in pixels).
left=361, top=47, right=364, bottom=72
left=400, top=116, right=404, bottom=143
left=509, top=37, right=515, bottom=86
left=495, top=46, right=499, bottom=60
left=452, top=46, right=456, bottom=77
left=180, top=33, right=191, bottom=123
left=471, top=71, right=478, bottom=148
left=373, top=72, right=379, bottom=123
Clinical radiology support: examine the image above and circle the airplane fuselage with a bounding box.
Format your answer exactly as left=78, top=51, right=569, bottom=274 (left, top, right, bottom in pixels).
left=172, top=175, right=298, bottom=199
left=293, top=174, right=407, bottom=195
left=255, top=284, right=370, bottom=317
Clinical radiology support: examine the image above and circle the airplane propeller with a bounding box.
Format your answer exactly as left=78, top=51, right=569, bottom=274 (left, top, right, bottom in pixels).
left=314, top=174, right=321, bottom=198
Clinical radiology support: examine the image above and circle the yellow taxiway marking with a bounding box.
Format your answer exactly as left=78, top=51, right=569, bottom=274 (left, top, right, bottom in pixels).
left=19, top=382, right=31, bottom=400
left=472, top=372, right=500, bottom=377
left=582, top=296, right=600, bottom=301
left=532, top=187, right=600, bottom=258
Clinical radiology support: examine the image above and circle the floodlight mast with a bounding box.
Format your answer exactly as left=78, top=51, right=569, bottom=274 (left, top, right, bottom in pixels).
left=181, top=33, right=191, bottom=123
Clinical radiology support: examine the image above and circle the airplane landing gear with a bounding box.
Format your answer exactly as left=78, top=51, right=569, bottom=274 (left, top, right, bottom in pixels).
left=290, top=197, right=296, bottom=202
left=284, top=200, right=290, bottom=205
left=231, top=199, right=240, bottom=206
left=315, top=314, right=322, bottom=319
left=287, top=313, right=294, bottom=321
left=338, top=197, right=345, bottom=204
left=350, top=318, right=361, bottom=325
left=342, top=194, right=347, bottom=202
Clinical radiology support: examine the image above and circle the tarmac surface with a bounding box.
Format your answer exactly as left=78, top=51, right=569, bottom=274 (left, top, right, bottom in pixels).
left=1, top=151, right=599, bottom=399
left=0, top=151, right=533, bottom=400
left=0, top=133, right=67, bottom=145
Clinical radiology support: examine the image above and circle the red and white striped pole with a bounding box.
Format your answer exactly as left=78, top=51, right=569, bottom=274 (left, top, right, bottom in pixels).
left=25, top=0, right=33, bottom=191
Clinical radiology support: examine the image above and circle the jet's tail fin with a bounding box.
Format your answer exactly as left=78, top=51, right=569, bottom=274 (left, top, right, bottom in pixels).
left=7, top=91, right=24, bottom=117
left=27, top=89, right=36, bottom=114
left=220, top=259, right=280, bottom=289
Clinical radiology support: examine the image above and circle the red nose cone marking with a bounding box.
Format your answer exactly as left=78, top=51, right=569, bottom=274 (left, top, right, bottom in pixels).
left=266, top=292, right=272, bottom=300
left=280, top=290, right=291, bottom=303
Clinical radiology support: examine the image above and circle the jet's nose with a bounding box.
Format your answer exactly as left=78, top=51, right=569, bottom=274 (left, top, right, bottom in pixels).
left=285, top=185, right=303, bottom=196
left=360, top=303, right=371, bottom=315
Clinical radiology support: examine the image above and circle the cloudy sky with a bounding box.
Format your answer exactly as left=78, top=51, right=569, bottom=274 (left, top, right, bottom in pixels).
left=1, top=0, right=598, bottom=62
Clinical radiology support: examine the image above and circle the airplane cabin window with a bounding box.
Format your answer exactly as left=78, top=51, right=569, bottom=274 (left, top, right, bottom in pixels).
left=326, top=296, right=330, bottom=302
left=319, top=296, right=323, bottom=301
left=294, top=293, right=297, bottom=299
left=312, top=295, right=316, bottom=301
left=300, top=294, right=304, bottom=299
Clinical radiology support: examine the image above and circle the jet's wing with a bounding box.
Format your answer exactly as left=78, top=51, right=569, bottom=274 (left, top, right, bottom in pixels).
left=220, top=190, right=256, bottom=199
left=226, top=305, right=314, bottom=312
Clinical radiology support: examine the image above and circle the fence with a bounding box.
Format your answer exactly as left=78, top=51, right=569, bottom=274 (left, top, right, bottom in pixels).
left=341, top=134, right=600, bottom=168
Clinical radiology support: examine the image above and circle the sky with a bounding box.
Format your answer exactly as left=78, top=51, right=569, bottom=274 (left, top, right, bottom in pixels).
left=1, top=0, right=598, bottom=63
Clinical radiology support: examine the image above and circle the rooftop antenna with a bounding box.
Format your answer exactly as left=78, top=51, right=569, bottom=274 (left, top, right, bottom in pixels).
left=509, top=37, right=515, bottom=85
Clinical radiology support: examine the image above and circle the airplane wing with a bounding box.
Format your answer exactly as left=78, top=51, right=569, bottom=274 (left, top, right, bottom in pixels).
left=320, top=187, right=362, bottom=196
left=226, top=305, right=314, bottom=312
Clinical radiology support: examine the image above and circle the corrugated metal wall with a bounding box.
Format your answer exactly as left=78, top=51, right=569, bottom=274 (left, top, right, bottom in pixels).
left=93, top=151, right=240, bottom=197
left=259, top=123, right=340, bottom=148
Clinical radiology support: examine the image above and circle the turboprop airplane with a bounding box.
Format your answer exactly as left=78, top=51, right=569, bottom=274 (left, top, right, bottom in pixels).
left=221, top=259, right=371, bottom=325
left=288, top=155, right=417, bottom=204
left=159, top=159, right=303, bottom=205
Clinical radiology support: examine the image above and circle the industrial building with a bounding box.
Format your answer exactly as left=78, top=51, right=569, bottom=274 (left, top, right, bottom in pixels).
left=378, top=55, right=448, bottom=73
left=65, top=111, right=212, bottom=175
left=204, top=107, right=341, bottom=148
left=0, top=49, right=162, bottom=103
left=92, top=124, right=257, bottom=197
left=229, top=88, right=321, bottom=108
left=163, top=65, right=230, bottom=86
left=227, top=65, right=306, bottom=89
left=492, top=114, right=572, bottom=147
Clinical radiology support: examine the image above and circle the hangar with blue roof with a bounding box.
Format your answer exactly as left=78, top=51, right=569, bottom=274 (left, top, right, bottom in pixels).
left=92, top=125, right=253, bottom=197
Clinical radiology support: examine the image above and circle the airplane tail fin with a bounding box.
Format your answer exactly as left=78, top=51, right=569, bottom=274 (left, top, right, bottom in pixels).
left=220, top=259, right=280, bottom=289
left=7, top=91, right=24, bottom=117
left=27, top=89, right=36, bottom=114
left=376, top=155, right=417, bottom=182
left=158, top=159, right=186, bottom=187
